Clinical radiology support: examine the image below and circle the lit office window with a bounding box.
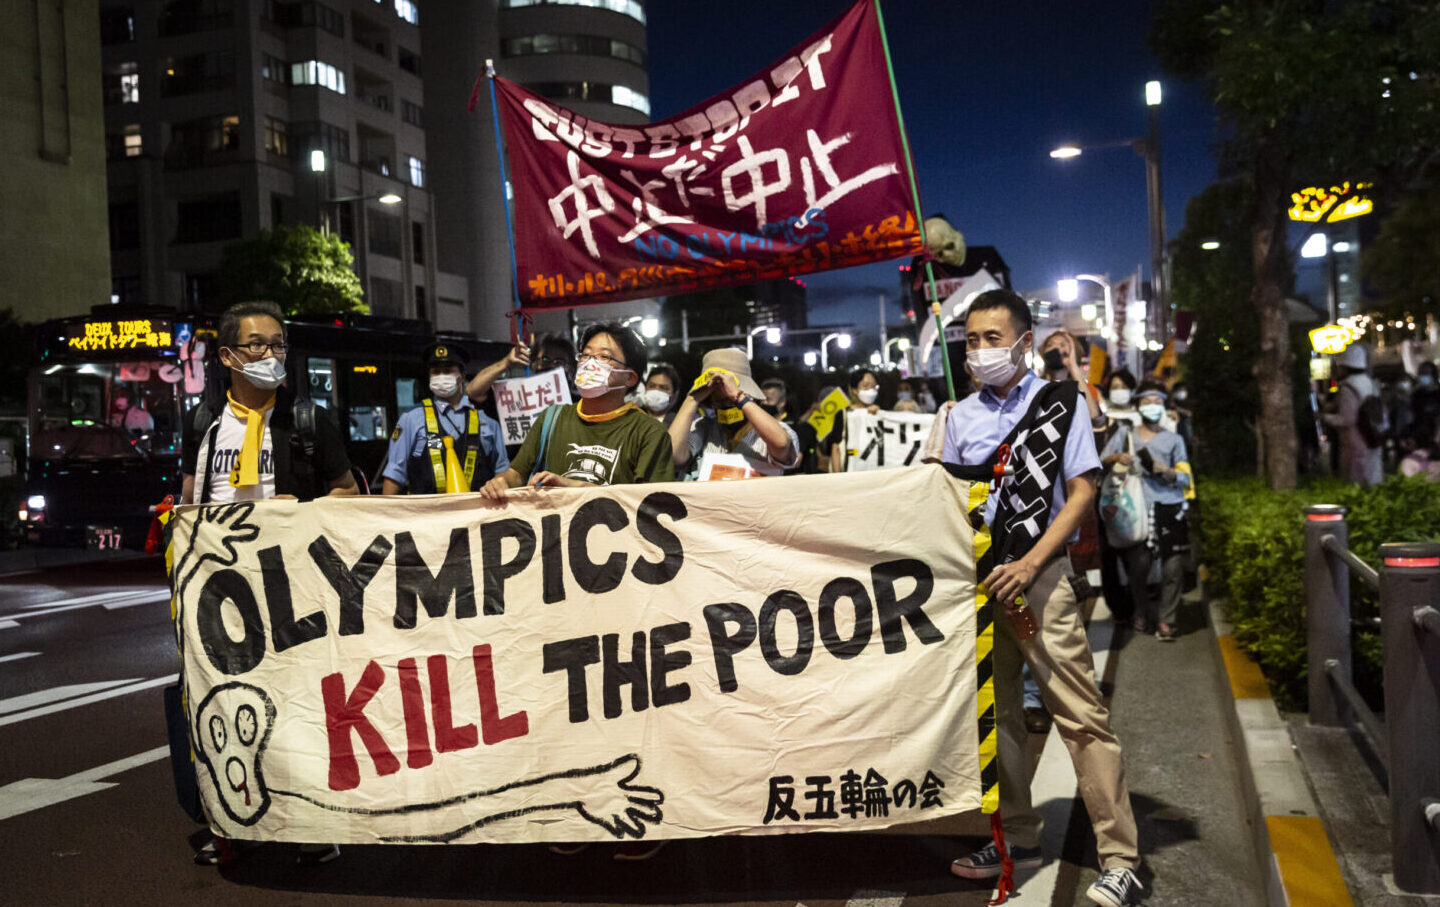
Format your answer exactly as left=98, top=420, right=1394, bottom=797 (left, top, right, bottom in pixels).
left=610, top=84, right=650, bottom=115
left=408, top=156, right=425, bottom=187
left=290, top=59, right=346, bottom=94
left=124, top=124, right=142, bottom=157
left=395, top=0, right=418, bottom=24
left=499, top=0, right=645, bottom=26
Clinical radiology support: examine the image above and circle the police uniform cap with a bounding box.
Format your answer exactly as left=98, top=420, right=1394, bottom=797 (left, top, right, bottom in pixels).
left=426, top=342, right=469, bottom=369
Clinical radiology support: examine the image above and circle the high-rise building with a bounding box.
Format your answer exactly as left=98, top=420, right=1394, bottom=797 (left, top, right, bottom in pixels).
left=100, top=0, right=469, bottom=328
left=3, top=0, right=111, bottom=324
left=422, top=0, right=651, bottom=339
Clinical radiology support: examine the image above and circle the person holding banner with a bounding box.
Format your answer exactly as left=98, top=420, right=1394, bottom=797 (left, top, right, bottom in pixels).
left=179, top=299, right=355, bottom=866
left=381, top=343, right=509, bottom=495
left=667, top=347, right=799, bottom=480
left=942, top=290, right=1142, bottom=906
left=480, top=323, right=673, bottom=496
left=823, top=367, right=881, bottom=472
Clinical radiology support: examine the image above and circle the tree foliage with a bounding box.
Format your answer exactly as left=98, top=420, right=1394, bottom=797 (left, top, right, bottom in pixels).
left=1172, top=181, right=1263, bottom=474
left=1151, top=0, right=1440, bottom=489
left=1363, top=164, right=1440, bottom=315
left=218, top=225, right=366, bottom=315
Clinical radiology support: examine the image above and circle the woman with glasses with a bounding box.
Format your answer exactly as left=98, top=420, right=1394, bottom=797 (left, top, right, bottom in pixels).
left=480, top=322, right=673, bottom=496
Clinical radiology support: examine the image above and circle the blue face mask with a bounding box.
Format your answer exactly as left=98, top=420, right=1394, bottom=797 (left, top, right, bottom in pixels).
left=1139, top=403, right=1165, bottom=423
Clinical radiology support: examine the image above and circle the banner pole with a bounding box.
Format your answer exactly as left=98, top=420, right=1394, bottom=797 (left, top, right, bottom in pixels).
left=872, top=0, right=956, bottom=401
left=486, top=61, right=531, bottom=358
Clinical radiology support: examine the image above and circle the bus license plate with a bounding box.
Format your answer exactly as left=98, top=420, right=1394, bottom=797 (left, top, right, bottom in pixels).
left=86, top=525, right=124, bottom=550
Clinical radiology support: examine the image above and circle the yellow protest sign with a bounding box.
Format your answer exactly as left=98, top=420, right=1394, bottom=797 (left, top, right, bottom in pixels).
left=807, top=388, right=852, bottom=438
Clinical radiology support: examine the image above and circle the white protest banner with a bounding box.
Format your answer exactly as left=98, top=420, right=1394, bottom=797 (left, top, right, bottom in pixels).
left=171, top=466, right=983, bottom=845
left=493, top=368, right=572, bottom=445
left=843, top=410, right=936, bottom=471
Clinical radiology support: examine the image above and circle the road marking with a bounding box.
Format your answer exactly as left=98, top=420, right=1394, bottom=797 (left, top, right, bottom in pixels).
left=0, top=745, right=169, bottom=822
left=0, top=652, right=40, bottom=664
left=1, top=590, right=169, bottom=623
left=0, top=676, right=172, bottom=728
left=845, top=891, right=905, bottom=907
left=19, top=587, right=166, bottom=610
left=0, top=680, right=140, bottom=715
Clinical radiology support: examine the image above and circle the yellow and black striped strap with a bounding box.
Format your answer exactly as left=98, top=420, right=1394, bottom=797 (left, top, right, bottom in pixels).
left=968, top=480, right=1000, bottom=814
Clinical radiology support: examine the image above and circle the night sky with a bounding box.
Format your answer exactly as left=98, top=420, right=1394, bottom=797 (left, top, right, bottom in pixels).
left=645, top=0, right=1220, bottom=329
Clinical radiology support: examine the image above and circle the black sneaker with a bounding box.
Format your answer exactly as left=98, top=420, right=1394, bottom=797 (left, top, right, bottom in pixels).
left=1024, top=706, right=1053, bottom=734
left=949, top=841, right=1043, bottom=879
left=1087, top=866, right=1143, bottom=906
left=296, top=843, right=340, bottom=865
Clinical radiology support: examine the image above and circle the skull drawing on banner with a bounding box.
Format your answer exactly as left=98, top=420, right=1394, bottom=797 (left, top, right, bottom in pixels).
left=194, top=682, right=277, bottom=826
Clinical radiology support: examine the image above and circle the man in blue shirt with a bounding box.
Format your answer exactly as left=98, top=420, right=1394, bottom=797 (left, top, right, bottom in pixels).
left=382, top=343, right=508, bottom=495
left=943, top=290, right=1142, bottom=907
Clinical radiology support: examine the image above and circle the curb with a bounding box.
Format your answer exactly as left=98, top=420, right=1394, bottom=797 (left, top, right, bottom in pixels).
left=1206, top=598, right=1354, bottom=907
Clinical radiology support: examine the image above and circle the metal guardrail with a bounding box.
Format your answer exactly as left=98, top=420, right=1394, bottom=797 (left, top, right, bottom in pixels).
left=1303, top=504, right=1440, bottom=895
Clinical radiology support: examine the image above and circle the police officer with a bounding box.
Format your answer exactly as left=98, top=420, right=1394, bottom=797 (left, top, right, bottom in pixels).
left=382, top=343, right=508, bottom=494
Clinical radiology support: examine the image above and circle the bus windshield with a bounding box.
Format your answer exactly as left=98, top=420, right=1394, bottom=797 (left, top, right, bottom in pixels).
left=31, top=361, right=186, bottom=460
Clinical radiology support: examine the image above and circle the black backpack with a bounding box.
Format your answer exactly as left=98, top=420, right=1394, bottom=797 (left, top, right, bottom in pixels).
left=1349, top=387, right=1389, bottom=449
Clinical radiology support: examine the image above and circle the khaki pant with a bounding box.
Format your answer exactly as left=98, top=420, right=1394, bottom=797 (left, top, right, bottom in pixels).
left=993, top=556, right=1139, bottom=870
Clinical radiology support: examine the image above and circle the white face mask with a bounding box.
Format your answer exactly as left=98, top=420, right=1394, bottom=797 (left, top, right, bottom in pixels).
left=966, top=334, right=1028, bottom=388
left=1139, top=403, right=1166, bottom=423
left=896, top=391, right=913, bottom=401
left=857, top=387, right=879, bottom=405
left=429, top=374, right=461, bottom=398
left=642, top=388, right=672, bottom=413
left=575, top=357, right=630, bottom=399
left=231, top=355, right=286, bottom=391
left=1109, top=388, right=1133, bottom=407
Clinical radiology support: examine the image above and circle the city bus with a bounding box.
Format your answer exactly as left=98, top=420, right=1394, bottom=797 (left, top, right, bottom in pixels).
left=21, top=305, right=506, bottom=549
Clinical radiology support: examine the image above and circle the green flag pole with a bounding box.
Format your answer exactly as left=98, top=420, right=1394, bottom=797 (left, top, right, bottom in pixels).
left=873, top=0, right=957, bottom=401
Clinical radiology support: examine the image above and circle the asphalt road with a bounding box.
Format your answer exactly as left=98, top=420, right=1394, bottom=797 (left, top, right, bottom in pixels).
left=0, top=555, right=1014, bottom=907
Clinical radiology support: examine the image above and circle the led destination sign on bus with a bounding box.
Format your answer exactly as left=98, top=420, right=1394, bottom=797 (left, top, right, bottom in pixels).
left=65, top=318, right=174, bottom=353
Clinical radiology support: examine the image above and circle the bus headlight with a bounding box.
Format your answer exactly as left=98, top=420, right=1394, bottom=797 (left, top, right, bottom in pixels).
left=27, top=494, right=46, bottom=512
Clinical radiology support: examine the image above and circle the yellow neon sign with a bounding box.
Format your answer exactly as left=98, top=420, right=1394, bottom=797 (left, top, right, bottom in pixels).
left=1289, top=182, right=1374, bottom=223
left=353, top=365, right=378, bottom=374
left=65, top=318, right=174, bottom=353
left=1309, top=325, right=1352, bottom=355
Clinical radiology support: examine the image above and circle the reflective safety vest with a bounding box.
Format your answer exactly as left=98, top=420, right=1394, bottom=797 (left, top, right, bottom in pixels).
left=405, top=398, right=484, bottom=494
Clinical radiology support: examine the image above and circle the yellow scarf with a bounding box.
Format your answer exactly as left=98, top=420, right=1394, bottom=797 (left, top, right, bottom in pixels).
left=576, top=400, right=638, bottom=423
left=227, top=391, right=275, bottom=488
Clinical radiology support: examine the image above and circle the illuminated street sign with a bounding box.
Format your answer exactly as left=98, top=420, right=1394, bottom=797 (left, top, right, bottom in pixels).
left=63, top=318, right=174, bottom=353
left=1289, top=182, right=1373, bottom=223
left=1309, top=324, right=1353, bottom=354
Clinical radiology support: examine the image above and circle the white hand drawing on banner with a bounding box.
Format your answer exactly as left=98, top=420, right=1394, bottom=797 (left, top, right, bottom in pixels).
left=549, top=150, right=617, bottom=259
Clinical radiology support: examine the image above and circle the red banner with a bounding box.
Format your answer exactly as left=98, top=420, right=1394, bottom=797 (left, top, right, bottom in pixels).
left=493, top=0, right=922, bottom=309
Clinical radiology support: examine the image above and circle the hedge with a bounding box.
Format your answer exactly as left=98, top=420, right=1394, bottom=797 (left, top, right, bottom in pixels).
left=1197, top=475, right=1440, bottom=711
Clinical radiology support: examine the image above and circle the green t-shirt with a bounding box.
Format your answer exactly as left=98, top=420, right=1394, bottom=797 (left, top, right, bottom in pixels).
left=510, top=404, right=675, bottom=486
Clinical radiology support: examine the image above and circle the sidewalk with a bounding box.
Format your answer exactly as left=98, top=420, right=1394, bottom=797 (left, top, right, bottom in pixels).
left=1067, top=589, right=1267, bottom=905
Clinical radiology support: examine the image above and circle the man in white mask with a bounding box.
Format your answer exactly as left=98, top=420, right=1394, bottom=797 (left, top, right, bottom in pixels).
left=179, top=299, right=355, bottom=867
left=943, top=290, right=1143, bottom=906
left=383, top=343, right=508, bottom=495
left=181, top=300, right=356, bottom=507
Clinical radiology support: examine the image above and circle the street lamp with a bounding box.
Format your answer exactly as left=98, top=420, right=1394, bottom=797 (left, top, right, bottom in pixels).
left=803, top=351, right=819, bottom=368
left=1057, top=279, right=1079, bottom=303
left=1049, top=80, right=1167, bottom=341
left=640, top=317, right=660, bottom=339
left=820, top=331, right=851, bottom=371
left=746, top=324, right=782, bottom=359
left=884, top=336, right=910, bottom=370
